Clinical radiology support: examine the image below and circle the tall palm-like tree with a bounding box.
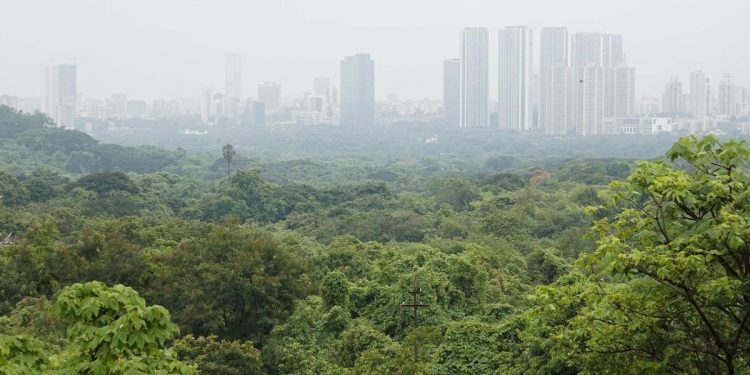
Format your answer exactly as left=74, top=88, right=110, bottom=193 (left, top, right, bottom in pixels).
left=222, top=144, right=236, bottom=178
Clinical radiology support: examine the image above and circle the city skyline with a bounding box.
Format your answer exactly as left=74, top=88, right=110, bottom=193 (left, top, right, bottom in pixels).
left=1, top=0, right=748, bottom=101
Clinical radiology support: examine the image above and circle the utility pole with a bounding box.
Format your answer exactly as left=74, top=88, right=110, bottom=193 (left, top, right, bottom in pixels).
left=400, top=286, right=430, bottom=363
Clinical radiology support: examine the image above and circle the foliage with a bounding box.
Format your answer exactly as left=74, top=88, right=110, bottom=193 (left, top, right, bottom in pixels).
left=0, top=282, right=195, bottom=374
left=4, top=103, right=747, bottom=375
left=173, top=334, right=264, bottom=375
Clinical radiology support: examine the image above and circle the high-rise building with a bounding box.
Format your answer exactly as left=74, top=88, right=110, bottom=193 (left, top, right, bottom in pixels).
left=540, top=27, right=569, bottom=135
left=612, top=66, right=635, bottom=117
left=603, top=34, right=624, bottom=68
left=541, top=66, right=570, bottom=135
left=572, top=33, right=604, bottom=136
left=662, top=77, right=684, bottom=114
left=41, top=63, right=77, bottom=129
left=498, top=26, right=533, bottom=130
left=201, top=88, right=213, bottom=123
left=574, top=66, right=605, bottom=136
left=603, top=34, right=625, bottom=118
left=339, top=53, right=375, bottom=127
left=572, top=33, right=603, bottom=68
left=225, top=52, right=242, bottom=116
left=459, top=28, right=489, bottom=128
left=689, top=70, right=709, bottom=118
left=443, top=58, right=460, bottom=126
left=257, top=82, right=282, bottom=113
left=718, top=73, right=737, bottom=117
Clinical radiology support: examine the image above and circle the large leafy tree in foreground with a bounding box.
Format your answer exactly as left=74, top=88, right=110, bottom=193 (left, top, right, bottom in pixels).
left=518, top=136, right=750, bottom=374
left=0, top=282, right=195, bottom=374
left=506, top=136, right=750, bottom=374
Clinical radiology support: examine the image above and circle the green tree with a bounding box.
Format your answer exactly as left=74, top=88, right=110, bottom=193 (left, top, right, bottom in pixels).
left=529, top=135, right=750, bottom=374
left=53, top=282, right=195, bottom=374
left=223, top=144, right=236, bottom=178
left=322, top=271, right=350, bottom=310
left=173, top=334, right=265, bottom=375
left=0, top=282, right=195, bottom=374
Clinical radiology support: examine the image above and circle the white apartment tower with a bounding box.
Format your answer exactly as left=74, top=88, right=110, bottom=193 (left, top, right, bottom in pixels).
left=603, top=34, right=625, bottom=118
left=459, top=28, right=489, bottom=128
left=718, top=74, right=737, bottom=117
left=41, top=63, right=77, bottom=129
left=572, top=33, right=605, bottom=136
left=689, top=70, right=709, bottom=118
left=540, top=27, right=569, bottom=135
left=498, top=26, right=533, bottom=130
left=612, top=66, right=635, bottom=117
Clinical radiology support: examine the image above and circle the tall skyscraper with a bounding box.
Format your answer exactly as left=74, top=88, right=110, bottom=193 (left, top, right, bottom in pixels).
left=603, top=34, right=625, bottom=118
left=689, top=70, right=708, bottom=118
left=257, top=82, right=282, bottom=113
left=201, top=88, right=213, bottom=123
left=612, top=66, right=635, bottom=117
left=443, top=58, right=460, bottom=126
left=662, top=77, right=684, bottom=114
left=339, top=53, right=375, bottom=127
left=41, top=63, right=77, bottom=129
left=459, top=28, right=489, bottom=128
left=498, top=26, right=533, bottom=130
left=225, top=53, right=242, bottom=116
left=603, top=34, right=624, bottom=68
left=540, top=27, right=569, bottom=135
left=718, top=73, right=737, bottom=117
left=575, top=66, right=605, bottom=136
left=572, top=33, right=603, bottom=68
left=572, top=33, right=604, bottom=136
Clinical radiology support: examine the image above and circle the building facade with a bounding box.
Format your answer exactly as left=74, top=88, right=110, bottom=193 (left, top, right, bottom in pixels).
left=498, top=26, right=533, bottom=130
left=258, top=82, right=282, bottom=114
left=540, top=27, right=569, bottom=135
left=339, top=53, right=375, bottom=127
left=443, top=58, right=460, bottom=126
left=225, top=52, right=242, bottom=116
left=459, top=28, right=489, bottom=128
left=41, top=63, right=77, bottom=129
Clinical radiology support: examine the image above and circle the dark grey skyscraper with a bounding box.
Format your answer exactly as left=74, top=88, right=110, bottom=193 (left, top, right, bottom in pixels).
left=340, top=53, right=374, bottom=127
left=443, top=58, right=460, bottom=126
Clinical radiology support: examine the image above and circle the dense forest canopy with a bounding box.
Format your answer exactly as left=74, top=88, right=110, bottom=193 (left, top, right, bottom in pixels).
left=1, top=106, right=749, bottom=374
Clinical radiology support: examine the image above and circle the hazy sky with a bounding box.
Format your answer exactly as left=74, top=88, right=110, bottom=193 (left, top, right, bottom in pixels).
left=1, top=0, right=748, bottom=101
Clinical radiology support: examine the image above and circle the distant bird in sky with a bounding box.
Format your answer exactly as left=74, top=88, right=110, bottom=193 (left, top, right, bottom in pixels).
left=579, top=79, right=584, bottom=83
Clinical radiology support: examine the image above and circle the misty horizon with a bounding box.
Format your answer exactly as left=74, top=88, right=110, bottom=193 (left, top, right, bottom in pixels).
left=1, top=0, right=748, bottom=102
